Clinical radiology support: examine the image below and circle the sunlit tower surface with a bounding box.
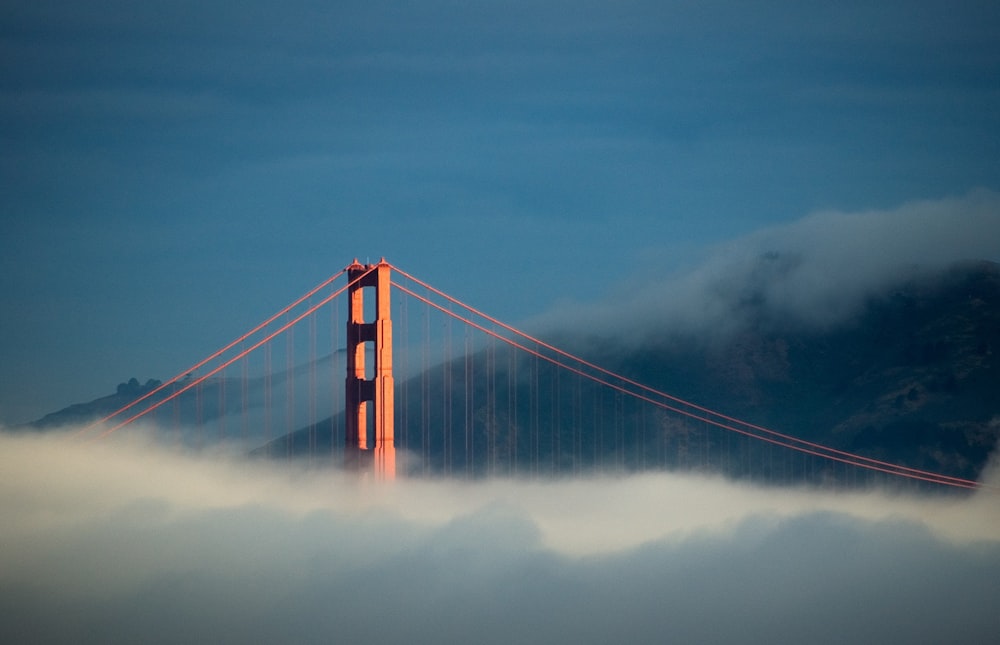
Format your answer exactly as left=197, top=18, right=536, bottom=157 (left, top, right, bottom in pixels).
left=344, top=259, right=395, bottom=479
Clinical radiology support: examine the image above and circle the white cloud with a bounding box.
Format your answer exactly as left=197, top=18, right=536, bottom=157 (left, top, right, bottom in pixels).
left=534, top=190, right=1000, bottom=346
left=1, top=428, right=998, bottom=643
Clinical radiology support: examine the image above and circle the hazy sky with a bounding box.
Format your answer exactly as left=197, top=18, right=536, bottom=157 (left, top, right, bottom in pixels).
left=3, top=1, right=1000, bottom=424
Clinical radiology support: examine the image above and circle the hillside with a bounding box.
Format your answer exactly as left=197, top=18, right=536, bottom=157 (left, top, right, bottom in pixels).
left=25, top=377, right=165, bottom=430
left=591, top=260, right=1000, bottom=479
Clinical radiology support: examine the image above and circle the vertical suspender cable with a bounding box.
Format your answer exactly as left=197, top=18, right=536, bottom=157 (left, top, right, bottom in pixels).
left=173, top=388, right=180, bottom=443
left=392, top=288, right=401, bottom=455
left=470, top=327, right=476, bottom=476
left=574, top=370, right=582, bottom=473
left=196, top=380, right=203, bottom=448
left=639, top=403, right=646, bottom=470
left=264, top=341, right=272, bottom=455
left=330, top=295, right=339, bottom=458
left=309, top=306, right=317, bottom=458
left=286, top=317, right=294, bottom=457
left=241, top=346, right=248, bottom=445
left=464, top=323, right=471, bottom=475
left=401, top=291, right=409, bottom=456
left=613, top=382, right=618, bottom=470
left=422, top=291, right=430, bottom=473
left=218, top=365, right=226, bottom=442
left=594, top=386, right=601, bottom=469
left=532, top=347, right=538, bottom=476
left=444, top=311, right=453, bottom=475
left=549, top=360, right=562, bottom=475
left=487, top=332, right=495, bottom=474
left=510, top=346, right=517, bottom=476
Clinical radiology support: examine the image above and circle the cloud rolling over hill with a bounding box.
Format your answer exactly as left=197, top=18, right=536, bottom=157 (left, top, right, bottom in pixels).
left=535, top=190, right=1000, bottom=345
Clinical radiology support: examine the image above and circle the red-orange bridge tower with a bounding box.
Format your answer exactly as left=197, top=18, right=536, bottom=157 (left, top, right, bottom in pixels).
left=345, top=259, right=395, bottom=479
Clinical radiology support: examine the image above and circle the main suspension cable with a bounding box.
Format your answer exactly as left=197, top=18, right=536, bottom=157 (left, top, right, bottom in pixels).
left=392, top=277, right=982, bottom=490
left=75, top=269, right=347, bottom=439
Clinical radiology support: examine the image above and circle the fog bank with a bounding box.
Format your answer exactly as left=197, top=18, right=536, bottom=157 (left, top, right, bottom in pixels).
left=2, top=429, right=998, bottom=644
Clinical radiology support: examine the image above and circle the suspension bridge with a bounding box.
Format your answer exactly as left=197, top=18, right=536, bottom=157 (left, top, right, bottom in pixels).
left=77, top=259, right=983, bottom=490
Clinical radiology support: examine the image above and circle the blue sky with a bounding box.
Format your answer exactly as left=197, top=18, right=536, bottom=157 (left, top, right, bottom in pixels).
left=2, top=0, right=1000, bottom=424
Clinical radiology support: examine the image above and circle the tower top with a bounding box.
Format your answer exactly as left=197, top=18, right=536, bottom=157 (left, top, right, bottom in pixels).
left=346, top=258, right=390, bottom=271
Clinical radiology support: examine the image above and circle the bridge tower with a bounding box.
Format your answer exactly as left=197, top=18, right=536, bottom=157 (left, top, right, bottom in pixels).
left=345, top=258, right=395, bottom=479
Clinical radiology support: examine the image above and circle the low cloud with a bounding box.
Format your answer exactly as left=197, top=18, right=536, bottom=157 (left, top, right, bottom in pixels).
left=536, top=190, right=1000, bottom=346
left=2, top=428, right=998, bottom=644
